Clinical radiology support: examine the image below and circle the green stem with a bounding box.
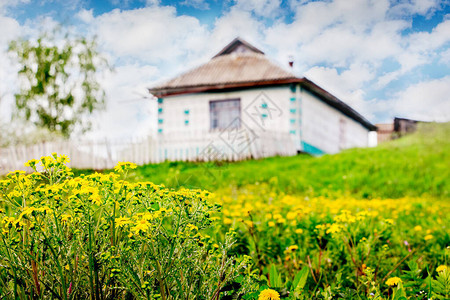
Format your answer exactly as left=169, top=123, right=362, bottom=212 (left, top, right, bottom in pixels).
left=164, top=208, right=183, bottom=270
left=150, top=242, right=167, bottom=300
left=2, top=237, right=18, bottom=299
left=41, top=231, right=68, bottom=300
left=87, top=219, right=96, bottom=300
left=111, top=170, right=127, bottom=248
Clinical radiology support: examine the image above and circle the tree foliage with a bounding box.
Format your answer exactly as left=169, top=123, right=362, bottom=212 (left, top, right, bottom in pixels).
left=9, top=29, right=109, bottom=137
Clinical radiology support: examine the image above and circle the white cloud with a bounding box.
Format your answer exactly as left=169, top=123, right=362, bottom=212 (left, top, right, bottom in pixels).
left=376, top=18, right=450, bottom=87
left=0, top=14, right=23, bottom=121
left=388, top=0, right=441, bottom=17
left=210, top=8, right=265, bottom=51
left=265, top=0, right=408, bottom=72
left=0, top=14, right=21, bottom=45
left=304, top=63, right=377, bottom=118
left=407, top=18, right=450, bottom=54
left=89, top=63, right=160, bottom=138
left=0, top=0, right=30, bottom=13
left=305, top=64, right=375, bottom=95
left=233, top=0, right=282, bottom=18
left=77, top=8, right=94, bottom=23
left=389, top=76, right=450, bottom=121
left=439, top=48, right=450, bottom=65
left=145, top=0, right=160, bottom=6
left=80, top=6, right=210, bottom=67
left=181, top=0, right=210, bottom=10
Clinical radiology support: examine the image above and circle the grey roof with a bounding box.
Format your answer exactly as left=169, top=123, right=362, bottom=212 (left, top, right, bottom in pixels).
left=149, top=38, right=297, bottom=97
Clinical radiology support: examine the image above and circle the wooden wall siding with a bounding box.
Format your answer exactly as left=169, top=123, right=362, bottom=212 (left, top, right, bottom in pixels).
left=301, top=88, right=369, bottom=154
left=0, top=130, right=296, bottom=175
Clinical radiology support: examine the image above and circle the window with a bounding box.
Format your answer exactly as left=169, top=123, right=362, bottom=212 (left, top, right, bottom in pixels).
left=210, top=99, right=241, bottom=130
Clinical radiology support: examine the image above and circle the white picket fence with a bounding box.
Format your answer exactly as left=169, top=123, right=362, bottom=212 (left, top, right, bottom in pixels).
left=0, top=129, right=296, bottom=174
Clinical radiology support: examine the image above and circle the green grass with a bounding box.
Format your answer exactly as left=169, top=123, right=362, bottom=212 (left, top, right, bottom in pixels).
left=78, top=122, right=450, bottom=199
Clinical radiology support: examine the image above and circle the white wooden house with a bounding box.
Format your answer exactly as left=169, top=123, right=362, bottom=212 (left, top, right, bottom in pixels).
left=148, top=38, right=376, bottom=161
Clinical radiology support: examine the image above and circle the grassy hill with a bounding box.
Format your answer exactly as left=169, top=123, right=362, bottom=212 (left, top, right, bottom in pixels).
left=123, top=122, right=449, bottom=199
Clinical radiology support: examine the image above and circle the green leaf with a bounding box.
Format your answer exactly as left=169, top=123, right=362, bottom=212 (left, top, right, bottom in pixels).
left=292, top=266, right=308, bottom=290
left=269, top=264, right=282, bottom=288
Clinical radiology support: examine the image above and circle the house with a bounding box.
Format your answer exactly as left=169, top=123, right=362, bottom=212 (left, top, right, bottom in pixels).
left=148, top=38, right=376, bottom=161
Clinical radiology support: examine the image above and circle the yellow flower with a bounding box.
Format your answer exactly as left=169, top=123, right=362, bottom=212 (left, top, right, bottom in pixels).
left=223, top=218, right=232, bottom=225
left=132, top=219, right=150, bottom=234
left=276, top=218, right=286, bottom=224
left=385, top=277, right=402, bottom=286
left=326, top=223, right=341, bottom=234
left=436, top=265, right=447, bottom=272
left=287, top=245, right=298, bottom=252
left=24, top=159, right=39, bottom=168
left=114, top=162, right=137, bottom=173
left=57, top=154, right=70, bottom=164
left=90, top=194, right=102, bottom=205
left=286, top=211, right=297, bottom=220
left=384, top=219, right=394, bottom=225
left=186, top=224, right=198, bottom=231
left=244, top=220, right=253, bottom=227
left=61, top=214, right=72, bottom=223
left=7, top=170, right=26, bottom=178
left=424, top=234, right=433, bottom=241
left=258, top=288, right=280, bottom=300
left=115, top=217, right=131, bottom=227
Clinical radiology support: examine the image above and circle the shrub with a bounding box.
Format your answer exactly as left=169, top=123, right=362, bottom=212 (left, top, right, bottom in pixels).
left=0, top=154, right=251, bottom=299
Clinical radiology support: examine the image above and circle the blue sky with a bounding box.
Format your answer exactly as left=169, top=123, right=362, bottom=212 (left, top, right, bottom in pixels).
left=0, top=0, right=449, bottom=138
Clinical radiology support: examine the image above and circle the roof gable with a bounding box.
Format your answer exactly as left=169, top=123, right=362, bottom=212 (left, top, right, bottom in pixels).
left=212, top=37, right=264, bottom=58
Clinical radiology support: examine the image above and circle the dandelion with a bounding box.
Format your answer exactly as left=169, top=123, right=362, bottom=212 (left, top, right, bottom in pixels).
left=384, top=219, right=394, bottom=225
left=436, top=265, right=447, bottom=272
left=288, top=245, right=298, bottom=252
left=276, top=218, right=286, bottom=224
left=258, top=288, right=280, bottom=300
left=286, top=211, right=297, bottom=220
left=244, top=220, right=253, bottom=227
left=385, top=277, right=402, bottom=286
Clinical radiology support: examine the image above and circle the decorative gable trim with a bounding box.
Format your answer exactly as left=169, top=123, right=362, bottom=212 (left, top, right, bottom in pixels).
left=212, top=37, right=264, bottom=58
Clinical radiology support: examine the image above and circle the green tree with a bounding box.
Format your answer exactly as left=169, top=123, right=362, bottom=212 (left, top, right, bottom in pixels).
left=9, top=29, right=110, bottom=137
